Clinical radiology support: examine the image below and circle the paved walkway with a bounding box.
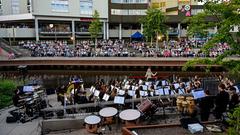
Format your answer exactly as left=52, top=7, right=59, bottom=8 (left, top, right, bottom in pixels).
left=0, top=107, right=42, bottom=135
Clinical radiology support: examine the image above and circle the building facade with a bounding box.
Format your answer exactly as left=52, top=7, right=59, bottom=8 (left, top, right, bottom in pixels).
left=0, top=0, right=108, bottom=41
left=0, top=0, right=236, bottom=40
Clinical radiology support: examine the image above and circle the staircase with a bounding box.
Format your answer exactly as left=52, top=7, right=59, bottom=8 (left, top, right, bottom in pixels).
left=0, top=38, right=29, bottom=57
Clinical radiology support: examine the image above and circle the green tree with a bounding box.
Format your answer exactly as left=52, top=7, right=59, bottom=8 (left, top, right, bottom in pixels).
left=89, top=10, right=102, bottom=56
left=0, top=79, right=17, bottom=109
left=183, top=0, right=240, bottom=77
left=141, top=8, right=167, bottom=48
left=227, top=106, right=240, bottom=135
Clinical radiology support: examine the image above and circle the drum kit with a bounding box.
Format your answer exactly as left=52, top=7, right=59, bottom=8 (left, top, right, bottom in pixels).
left=176, top=96, right=195, bottom=115
left=9, top=90, right=46, bottom=123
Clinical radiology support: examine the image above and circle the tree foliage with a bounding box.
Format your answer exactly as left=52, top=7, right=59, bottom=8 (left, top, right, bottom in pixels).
left=183, top=0, right=240, bottom=76
left=89, top=10, right=102, bottom=40
left=0, top=79, right=17, bottom=109
left=227, top=106, right=240, bottom=135
left=141, top=8, right=167, bottom=42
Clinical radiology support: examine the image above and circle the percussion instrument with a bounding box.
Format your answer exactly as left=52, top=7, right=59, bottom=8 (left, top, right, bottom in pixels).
left=84, top=115, right=101, bottom=133
left=99, top=107, right=118, bottom=125
left=119, top=109, right=141, bottom=121
left=176, top=96, right=184, bottom=112
left=186, top=96, right=195, bottom=114
left=137, top=98, right=153, bottom=113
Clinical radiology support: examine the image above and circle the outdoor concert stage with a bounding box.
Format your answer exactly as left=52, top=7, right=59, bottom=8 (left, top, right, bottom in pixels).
left=0, top=93, right=222, bottom=135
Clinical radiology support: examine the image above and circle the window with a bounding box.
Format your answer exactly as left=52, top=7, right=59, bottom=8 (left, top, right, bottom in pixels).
left=12, top=0, right=20, bottom=14
left=51, top=0, right=69, bottom=12
left=80, top=0, right=93, bottom=15
left=27, top=0, right=32, bottom=13
left=111, top=0, right=148, bottom=4
left=111, top=9, right=146, bottom=15
left=191, top=9, right=203, bottom=15
left=0, top=0, right=2, bottom=15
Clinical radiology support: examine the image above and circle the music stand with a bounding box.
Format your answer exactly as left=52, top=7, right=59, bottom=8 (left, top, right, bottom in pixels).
left=128, top=90, right=135, bottom=96
left=114, top=96, right=125, bottom=105
left=103, top=94, right=110, bottom=101
left=192, top=90, right=205, bottom=99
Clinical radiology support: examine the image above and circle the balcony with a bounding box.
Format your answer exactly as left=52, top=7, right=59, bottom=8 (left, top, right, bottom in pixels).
left=0, top=28, right=35, bottom=38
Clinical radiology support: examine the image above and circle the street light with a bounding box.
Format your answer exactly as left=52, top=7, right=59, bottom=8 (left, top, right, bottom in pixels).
left=70, top=36, right=75, bottom=46
left=49, top=24, right=57, bottom=41
left=156, top=34, right=163, bottom=51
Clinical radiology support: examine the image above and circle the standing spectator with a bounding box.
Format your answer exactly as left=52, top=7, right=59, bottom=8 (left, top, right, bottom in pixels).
left=199, top=90, right=214, bottom=121
left=214, top=83, right=229, bottom=119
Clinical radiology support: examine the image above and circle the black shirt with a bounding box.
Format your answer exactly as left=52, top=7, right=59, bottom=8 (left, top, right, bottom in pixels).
left=215, top=90, right=229, bottom=112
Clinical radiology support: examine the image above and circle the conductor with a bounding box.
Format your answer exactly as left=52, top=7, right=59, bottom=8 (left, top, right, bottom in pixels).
left=145, top=67, right=157, bottom=81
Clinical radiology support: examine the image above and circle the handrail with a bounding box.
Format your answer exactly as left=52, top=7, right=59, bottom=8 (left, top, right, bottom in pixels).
left=0, top=38, right=22, bottom=57
left=41, top=93, right=192, bottom=112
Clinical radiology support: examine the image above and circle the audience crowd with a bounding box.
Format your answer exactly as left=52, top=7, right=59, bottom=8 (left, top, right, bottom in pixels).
left=18, top=39, right=231, bottom=58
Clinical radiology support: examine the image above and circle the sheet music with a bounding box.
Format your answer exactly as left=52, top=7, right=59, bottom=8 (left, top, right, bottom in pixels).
left=155, top=81, right=160, bottom=86
left=140, top=90, right=147, bottom=96
left=94, top=90, right=100, bottom=97
left=158, top=89, right=164, bottom=95
left=179, top=88, right=185, bottom=94
left=90, top=86, right=95, bottom=93
left=150, top=91, right=154, bottom=96
left=142, top=85, right=148, bottom=91
left=23, top=86, right=34, bottom=92
left=164, top=89, right=169, bottom=95
left=138, top=80, right=143, bottom=85
left=155, top=90, right=160, bottom=95
left=114, top=96, right=125, bottom=104
left=145, top=82, right=149, bottom=86
left=118, top=90, right=125, bottom=95
left=103, top=94, right=110, bottom=101
left=192, top=90, right=205, bottom=99
left=174, top=83, right=180, bottom=89
left=110, top=85, right=114, bottom=90
left=128, top=90, right=135, bottom=96
left=170, top=90, right=175, bottom=95
left=162, top=80, right=166, bottom=86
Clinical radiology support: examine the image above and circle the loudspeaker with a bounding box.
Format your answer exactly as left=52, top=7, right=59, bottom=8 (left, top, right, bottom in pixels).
left=6, top=116, right=17, bottom=123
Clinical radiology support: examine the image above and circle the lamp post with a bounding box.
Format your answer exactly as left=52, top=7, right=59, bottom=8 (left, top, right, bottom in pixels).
left=156, top=34, right=162, bottom=52
left=70, top=36, right=75, bottom=46
left=49, top=24, right=57, bottom=41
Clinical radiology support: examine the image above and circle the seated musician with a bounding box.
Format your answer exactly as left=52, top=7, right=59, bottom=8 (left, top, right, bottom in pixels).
left=76, top=91, right=88, bottom=104
left=12, top=89, right=22, bottom=107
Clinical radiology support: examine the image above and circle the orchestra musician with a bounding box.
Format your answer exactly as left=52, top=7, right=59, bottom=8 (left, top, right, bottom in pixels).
left=214, top=83, right=229, bottom=119
left=199, top=90, right=214, bottom=121
left=145, top=67, right=157, bottom=81
left=12, top=88, right=22, bottom=107
left=228, top=86, right=239, bottom=113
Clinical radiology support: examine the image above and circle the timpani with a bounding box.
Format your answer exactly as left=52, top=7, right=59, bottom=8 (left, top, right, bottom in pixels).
left=99, top=107, right=118, bottom=124
left=119, top=109, right=141, bottom=126
left=84, top=115, right=101, bottom=133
